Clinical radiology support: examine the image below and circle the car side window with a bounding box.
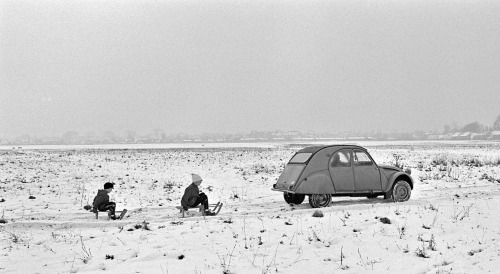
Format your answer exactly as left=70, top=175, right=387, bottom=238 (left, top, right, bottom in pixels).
left=330, top=150, right=351, bottom=168
left=353, top=150, right=373, bottom=166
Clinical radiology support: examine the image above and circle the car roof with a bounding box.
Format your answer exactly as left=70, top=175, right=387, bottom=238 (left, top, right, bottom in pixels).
left=297, top=144, right=367, bottom=154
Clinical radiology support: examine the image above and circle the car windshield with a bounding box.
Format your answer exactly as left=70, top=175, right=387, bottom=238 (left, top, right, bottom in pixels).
left=289, top=153, right=312, bottom=163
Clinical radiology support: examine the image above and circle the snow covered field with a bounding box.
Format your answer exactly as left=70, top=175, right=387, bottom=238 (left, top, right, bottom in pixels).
left=1, top=141, right=500, bottom=273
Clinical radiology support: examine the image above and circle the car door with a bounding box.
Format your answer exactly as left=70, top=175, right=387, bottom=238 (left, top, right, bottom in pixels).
left=353, top=149, right=382, bottom=192
left=328, top=149, right=355, bottom=192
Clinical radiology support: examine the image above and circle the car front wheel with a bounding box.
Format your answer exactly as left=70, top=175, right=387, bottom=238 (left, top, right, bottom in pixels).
left=283, top=193, right=305, bottom=205
left=392, top=180, right=411, bottom=202
left=308, top=194, right=332, bottom=208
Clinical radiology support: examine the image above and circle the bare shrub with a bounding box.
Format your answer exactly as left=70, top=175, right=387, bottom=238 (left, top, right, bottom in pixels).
left=452, top=203, right=475, bottom=221
left=431, top=154, right=450, bottom=166
left=218, top=244, right=236, bottom=274
left=415, top=243, right=430, bottom=258
left=428, top=234, right=437, bottom=251
left=393, top=154, right=403, bottom=169
left=79, top=235, right=92, bottom=263
left=395, top=222, right=407, bottom=239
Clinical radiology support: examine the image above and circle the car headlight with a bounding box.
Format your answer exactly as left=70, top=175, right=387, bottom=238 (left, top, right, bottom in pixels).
left=404, top=168, right=411, bottom=175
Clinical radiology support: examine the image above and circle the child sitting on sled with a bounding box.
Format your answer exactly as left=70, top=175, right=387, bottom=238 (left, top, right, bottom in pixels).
left=92, top=182, right=118, bottom=219
left=181, top=174, right=217, bottom=216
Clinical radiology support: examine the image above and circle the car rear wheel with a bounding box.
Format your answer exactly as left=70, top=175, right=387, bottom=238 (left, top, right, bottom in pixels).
left=308, top=194, right=332, bottom=208
left=392, top=180, right=411, bottom=202
left=283, top=193, right=305, bottom=205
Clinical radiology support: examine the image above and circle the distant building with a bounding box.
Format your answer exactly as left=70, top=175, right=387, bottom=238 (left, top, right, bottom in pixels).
left=450, top=132, right=462, bottom=140
left=285, top=131, right=301, bottom=139
left=491, top=131, right=500, bottom=140
left=471, top=132, right=488, bottom=140
left=457, top=132, right=471, bottom=140
left=427, top=134, right=440, bottom=140
left=443, top=133, right=453, bottom=140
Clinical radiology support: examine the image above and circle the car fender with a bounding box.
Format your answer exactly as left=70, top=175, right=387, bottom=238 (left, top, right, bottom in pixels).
left=386, top=172, right=414, bottom=192
left=294, top=170, right=335, bottom=194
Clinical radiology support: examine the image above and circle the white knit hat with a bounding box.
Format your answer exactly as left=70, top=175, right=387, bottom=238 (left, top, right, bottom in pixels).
left=192, top=173, right=202, bottom=183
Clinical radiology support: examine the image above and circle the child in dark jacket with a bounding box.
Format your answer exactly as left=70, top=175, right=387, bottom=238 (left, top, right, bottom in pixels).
left=93, top=182, right=117, bottom=219
left=181, top=174, right=214, bottom=215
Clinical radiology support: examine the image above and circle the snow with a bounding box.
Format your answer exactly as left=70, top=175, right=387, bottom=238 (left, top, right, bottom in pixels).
left=1, top=141, right=500, bottom=273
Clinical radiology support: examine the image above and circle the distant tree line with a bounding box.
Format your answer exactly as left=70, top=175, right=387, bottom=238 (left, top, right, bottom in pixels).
left=442, top=114, right=500, bottom=133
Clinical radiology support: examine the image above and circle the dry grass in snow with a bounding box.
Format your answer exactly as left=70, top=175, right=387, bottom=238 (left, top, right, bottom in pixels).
left=1, top=141, right=500, bottom=273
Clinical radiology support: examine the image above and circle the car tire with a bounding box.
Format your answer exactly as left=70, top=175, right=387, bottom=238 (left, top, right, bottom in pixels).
left=308, top=194, right=332, bottom=208
left=283, top=193, right=305, bottom=205
left=391, top=180, right=411, bottom=202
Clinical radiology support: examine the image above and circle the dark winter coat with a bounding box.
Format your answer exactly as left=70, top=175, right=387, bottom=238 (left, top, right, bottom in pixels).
left=181, top=183, right=200, bottom=208
left=93, top=189, right=110, bottom=209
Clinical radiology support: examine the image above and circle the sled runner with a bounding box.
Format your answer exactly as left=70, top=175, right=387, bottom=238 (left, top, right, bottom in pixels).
left=176, top=202, right=223, bottom=218
left=92, top=208, right=127, bottom=220
left=210, top=202, right=223, bottom=216
left=118, top=209, right=128, bottom=220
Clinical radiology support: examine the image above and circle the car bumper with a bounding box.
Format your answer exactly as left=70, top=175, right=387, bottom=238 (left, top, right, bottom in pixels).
left=272, top=184, right=295, bottom=194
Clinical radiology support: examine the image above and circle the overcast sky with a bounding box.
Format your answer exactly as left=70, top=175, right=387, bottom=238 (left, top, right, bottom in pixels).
left=1, top=0, right=499, bottom=137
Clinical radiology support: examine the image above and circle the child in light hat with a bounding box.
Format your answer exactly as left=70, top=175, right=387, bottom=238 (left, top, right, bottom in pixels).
left=180, top=173, right=214, bottom=215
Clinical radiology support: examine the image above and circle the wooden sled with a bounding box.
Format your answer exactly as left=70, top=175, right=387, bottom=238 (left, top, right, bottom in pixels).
left=92, top=208, right=127, bottom=220
left=176, top=202, right=223, bottom=218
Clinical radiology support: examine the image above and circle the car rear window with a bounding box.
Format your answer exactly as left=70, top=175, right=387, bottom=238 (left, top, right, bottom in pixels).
left=289, top=153, right=312, bottom=163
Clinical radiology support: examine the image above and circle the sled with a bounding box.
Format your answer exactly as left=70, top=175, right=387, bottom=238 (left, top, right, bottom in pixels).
left=176, top=202, right=223, bottom=218
left=92, top=208, right=127, bottom=220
